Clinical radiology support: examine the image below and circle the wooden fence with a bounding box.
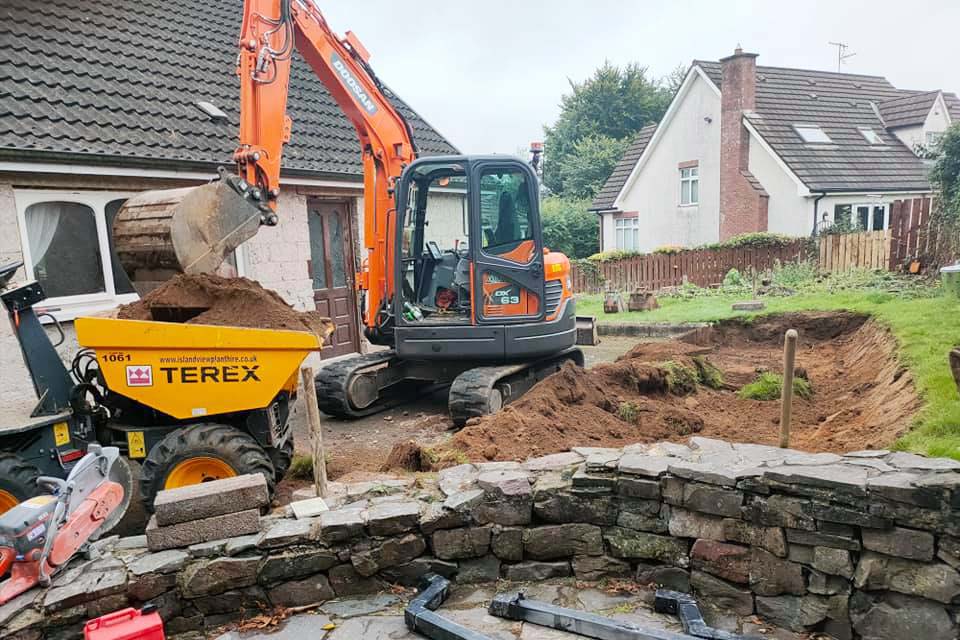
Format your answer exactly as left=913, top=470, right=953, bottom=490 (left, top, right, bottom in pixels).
left=818, top=230, right=891, bottom=272
left=572, top=196, right=953, bottom=294
left=570, top=239, right=809, bottom=294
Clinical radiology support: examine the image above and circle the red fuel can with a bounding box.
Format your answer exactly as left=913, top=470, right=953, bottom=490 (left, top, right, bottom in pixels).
left=84, top=607, right=165, bottom=640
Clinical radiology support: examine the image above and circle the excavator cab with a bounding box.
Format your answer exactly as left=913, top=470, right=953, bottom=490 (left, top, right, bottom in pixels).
left=392, top=156, right=575, bottom=362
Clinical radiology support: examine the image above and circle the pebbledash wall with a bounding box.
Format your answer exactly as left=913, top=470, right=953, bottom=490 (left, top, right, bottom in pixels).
left=4, top=437, right=960, bottom=639
left=0, top=173, right=362, bottom=411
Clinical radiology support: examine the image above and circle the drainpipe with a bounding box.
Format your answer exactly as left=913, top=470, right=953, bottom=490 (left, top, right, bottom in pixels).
left=812, top=192, right=826, bottom=235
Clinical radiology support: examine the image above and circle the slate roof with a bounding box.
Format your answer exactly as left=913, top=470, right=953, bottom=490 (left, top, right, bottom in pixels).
left=698, top=60, right=934, bottom=193
left=590, top=124, right=656, bottom=211
left=0, top=0, right=457, bottom=179
left=594, top=59, right=952, bottom=207
left=877, top=90, right=943, bottom=128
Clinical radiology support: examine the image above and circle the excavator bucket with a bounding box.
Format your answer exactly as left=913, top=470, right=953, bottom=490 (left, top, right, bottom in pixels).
left=113, top=172, right=263, bottom=294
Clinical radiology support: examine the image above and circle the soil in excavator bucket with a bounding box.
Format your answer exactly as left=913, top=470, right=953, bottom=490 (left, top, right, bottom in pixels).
left=112, top=171, right=264, bottom=295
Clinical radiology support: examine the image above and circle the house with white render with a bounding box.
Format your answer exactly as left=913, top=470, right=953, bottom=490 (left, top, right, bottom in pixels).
left=590, top=47, right=960, bottom=253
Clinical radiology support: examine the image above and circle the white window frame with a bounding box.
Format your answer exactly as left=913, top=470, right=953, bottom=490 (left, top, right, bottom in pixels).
left=679, top=166, right=699, bottom=206
left=14, top=189, right=246, bottom=321
left=614, top=216, right=640, bottom=251
left=793, top=124, right=833, bottom=144
left=925, top=131, right=944, bottom=147
left=837, top=202, right=889, bottom=231
left=858, top=127, right=884, bottom=145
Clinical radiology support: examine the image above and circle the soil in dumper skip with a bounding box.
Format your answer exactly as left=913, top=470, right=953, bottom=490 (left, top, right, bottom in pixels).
left=438, top=312, right=920, bottom=463
left=118, top=273, right=334, bottom=340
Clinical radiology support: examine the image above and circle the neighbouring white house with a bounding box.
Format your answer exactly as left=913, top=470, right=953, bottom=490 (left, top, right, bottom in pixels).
left=0, top=0, right=456, bottom=412
left=590, top=47, right=960, bottom=253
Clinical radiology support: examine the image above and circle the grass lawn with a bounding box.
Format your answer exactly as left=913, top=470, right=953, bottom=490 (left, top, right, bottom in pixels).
left=576, top=287, right=960, bottom=459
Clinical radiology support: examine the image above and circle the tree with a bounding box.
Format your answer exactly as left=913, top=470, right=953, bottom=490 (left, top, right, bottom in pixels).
left=556, top=134, right=630, bottom=199
left=540, top=196, right=599, bottom=259
left=932, top=123, right=960, bottom=220
left=542, top=61, right=674, bottom=197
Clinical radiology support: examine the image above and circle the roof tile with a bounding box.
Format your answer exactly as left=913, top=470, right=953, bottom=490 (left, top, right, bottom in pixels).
left=0, top=0, right=457, bottom=175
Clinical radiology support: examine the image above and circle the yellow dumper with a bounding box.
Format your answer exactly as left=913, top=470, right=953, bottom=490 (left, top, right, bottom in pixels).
left=76, top=318, right=319, bottom=507
left=1, top=262, right=320, bottom=514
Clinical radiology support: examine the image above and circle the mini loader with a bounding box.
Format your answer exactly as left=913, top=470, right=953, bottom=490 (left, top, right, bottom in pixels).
left=0, top=261, right=320, bottom=515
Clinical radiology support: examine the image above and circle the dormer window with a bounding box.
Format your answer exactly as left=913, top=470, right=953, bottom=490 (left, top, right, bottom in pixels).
left=859, top=128, right=884, bottom=145
left=794, top=125, right=832, bottom=144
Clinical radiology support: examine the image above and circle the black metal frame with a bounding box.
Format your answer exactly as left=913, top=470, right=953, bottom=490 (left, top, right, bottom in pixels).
left=405, top=575, right=754, bottom=640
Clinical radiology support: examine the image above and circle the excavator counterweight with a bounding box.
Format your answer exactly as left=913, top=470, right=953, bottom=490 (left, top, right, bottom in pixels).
left=113, top=170, right=265, bottom=293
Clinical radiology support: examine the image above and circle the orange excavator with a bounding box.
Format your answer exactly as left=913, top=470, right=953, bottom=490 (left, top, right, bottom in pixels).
left=113, top=0, right=581, bottom=425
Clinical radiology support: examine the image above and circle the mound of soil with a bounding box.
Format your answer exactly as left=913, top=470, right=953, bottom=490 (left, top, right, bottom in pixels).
left=118, top=273, right=334, bottom=341
left=440, top=312, right=920, bottom=463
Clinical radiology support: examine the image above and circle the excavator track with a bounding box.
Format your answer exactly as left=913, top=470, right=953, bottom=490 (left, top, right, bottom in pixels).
left=448, top=348, right=584, bottom=427
left=314, top=351, right=446, bottom=419
left=314, top=351, right=399, bottom=418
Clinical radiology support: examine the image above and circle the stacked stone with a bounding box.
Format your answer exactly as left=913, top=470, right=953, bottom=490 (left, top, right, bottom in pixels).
left=3, top=438, right=960, bottom=640
left=145, top=474, right=269, bottom=551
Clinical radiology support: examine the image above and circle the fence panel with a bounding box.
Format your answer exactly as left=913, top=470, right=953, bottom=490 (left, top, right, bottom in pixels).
left=569, top=238, right=809, bottom=294
left=817, top=230, right=891, bottom=273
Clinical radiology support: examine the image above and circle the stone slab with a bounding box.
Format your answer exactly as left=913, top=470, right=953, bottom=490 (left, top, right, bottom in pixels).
left=290, top=497, right=329, bottom=519
left=146, top=509, right=261, bottom=551
left=153, top=474, right=268, bottom=527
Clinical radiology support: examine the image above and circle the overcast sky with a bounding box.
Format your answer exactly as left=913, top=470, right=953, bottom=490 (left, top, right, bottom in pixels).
left=321, top=1, right=959, bottom=156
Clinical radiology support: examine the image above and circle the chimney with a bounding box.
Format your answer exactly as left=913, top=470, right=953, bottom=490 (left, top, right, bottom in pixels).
left=718, top=47, right=768, bottom=240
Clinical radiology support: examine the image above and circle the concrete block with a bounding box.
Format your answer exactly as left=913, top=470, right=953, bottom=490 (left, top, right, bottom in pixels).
left=153, top=474, right=269, bottom=526
left=146, top=509, right=261, bottom=551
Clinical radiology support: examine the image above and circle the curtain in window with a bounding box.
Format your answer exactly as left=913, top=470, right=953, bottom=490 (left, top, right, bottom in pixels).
left=25, top=202, right=61, bottom=264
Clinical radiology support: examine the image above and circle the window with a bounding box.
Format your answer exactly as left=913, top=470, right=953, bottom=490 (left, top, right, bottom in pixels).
left=25, top=202, right=105, bottom=298
left=858, top=128, right=884, bottom=145
left=615, top=217, right=640, bottom=251
left=926, top=131, right=944, bottom=147
left=793, top=125, right=832, bottom=144
left=833, top=203, right=888, bottom=231
left=16, top=191, right=151, bottom=319
left=479, top=168, right=534, bottom=263
left=679, top=166, right=699, bottom=206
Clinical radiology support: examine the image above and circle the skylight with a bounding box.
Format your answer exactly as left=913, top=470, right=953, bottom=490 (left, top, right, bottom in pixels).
left=793, top=125, right=832, bottom=144
left=196, top=101, right=228, bottom=122
left=859, top=128, right=884, bottom=145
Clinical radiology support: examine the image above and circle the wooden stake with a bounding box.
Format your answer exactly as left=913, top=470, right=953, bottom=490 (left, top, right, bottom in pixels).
left=300, top=366, right=327, bottom=498
left=780, top=329, right=798, bottom=448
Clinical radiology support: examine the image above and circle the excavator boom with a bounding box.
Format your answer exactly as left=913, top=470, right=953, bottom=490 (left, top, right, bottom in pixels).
left=113, top=0, right=416, bottom=327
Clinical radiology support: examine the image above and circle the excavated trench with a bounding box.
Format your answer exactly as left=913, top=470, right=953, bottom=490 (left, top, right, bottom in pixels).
left=436, top=312, right=920, bottom=464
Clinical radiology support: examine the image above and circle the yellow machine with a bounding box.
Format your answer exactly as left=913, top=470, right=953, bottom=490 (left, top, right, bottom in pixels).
left=1, top=261, right=320, bottom=514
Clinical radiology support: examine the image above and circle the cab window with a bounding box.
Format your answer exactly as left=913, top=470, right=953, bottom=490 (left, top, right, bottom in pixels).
left=479, top=169, right=534, bottom=263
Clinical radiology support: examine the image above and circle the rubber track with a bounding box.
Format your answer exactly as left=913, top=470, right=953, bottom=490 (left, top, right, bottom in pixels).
left=448, top=349, right=584, bottom=427
left=314, top=350, right=404, bottom=418
left=448, top=363, right=524, bottom=428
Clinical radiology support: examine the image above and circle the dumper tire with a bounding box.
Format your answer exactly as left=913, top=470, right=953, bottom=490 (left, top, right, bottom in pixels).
left=139, top=423, right=276, bottom=512
left=269, top=440, right=294, bottom=483
left=0, top=453, right=42, bottom=515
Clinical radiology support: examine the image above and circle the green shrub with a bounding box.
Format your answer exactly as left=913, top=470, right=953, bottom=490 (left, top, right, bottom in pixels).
left=738, top=372, right=813, bottom=401
left=692, top=356, right=724, bottom=389
left=289, top=454, right=314, bottom=480
left=662, top=361, right=699, bottom=395
left=700, top=232, right=795, bottom=251
left=618, top=402, right=641, bottom=423
left=723, top=268, right=747, bottom=287
left=588, top=249, right=646, bottom=262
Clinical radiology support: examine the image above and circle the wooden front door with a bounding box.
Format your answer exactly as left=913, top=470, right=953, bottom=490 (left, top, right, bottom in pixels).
left=307, top=200, right=360, bottom=358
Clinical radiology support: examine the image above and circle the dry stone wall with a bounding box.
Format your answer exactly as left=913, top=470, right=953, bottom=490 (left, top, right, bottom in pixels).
left=3, top=437, right=960, bottom=639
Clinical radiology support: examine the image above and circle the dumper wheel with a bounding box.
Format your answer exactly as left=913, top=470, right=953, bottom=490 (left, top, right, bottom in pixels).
left=0, top=453, right=42, bottom=516
left=140, top=423, right=275, bottom=512
left=269, top=440, right=294, bottom=483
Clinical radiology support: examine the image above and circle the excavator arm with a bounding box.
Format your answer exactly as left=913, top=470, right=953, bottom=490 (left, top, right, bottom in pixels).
left=113, top=0, right=416, bottom=332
